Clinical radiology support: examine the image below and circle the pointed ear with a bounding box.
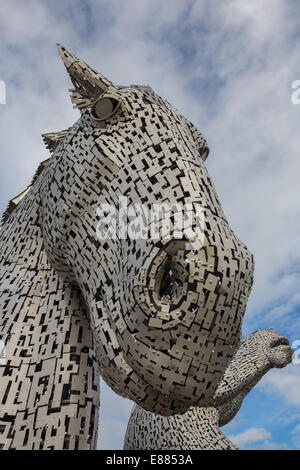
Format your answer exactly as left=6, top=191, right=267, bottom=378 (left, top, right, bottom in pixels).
left=42, top=129, right=70, bottom=153
left=57, top=44, right=116, bottom=112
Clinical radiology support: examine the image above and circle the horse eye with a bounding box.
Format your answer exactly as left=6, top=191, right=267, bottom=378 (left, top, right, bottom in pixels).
left=91, top=97, right=120, bottom=121
left=200, top=146, right=209, bottom=161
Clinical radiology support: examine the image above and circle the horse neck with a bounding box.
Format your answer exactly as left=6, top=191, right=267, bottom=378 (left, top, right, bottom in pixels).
left=0, top=188, right=99, bottom=450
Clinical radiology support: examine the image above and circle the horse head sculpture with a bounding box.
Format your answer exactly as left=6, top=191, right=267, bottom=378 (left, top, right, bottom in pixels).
left=0, top=45, right=292, bottom=450
left=42, top=45, right=255, bottom=413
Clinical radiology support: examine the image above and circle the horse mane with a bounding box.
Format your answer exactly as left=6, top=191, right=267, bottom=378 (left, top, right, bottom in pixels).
left=1, top=159, right=50, bottom=225
left=0, top=127, right=71, bottom=225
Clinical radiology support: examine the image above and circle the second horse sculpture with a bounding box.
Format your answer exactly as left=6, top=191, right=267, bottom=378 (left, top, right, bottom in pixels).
left=125, top=329, right=292, bottom=449
left=0, top=45, right=292, bottom=450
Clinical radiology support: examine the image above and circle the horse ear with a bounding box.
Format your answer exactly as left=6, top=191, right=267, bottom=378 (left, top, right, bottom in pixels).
left=57, top=44, right=116, bottom=112
left=42, top=129, right=70, bottom=153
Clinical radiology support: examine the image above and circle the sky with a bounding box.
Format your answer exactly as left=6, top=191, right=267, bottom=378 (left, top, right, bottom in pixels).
left=0, top=0, right=299, bottom=450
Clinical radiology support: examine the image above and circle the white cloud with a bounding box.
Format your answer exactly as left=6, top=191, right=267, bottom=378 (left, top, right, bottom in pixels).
left=228, top=425, right=289, bottom=450
left=98, top=380, right=133, bottom=450
left=258, top=365, right=300, bottom=409
left=228, top=427, right=271, bottom=448
left=1, top=0, right=300, bottom=450
left=292, top=424, right=300, bottom=447
left=250, top=440, right=289, bottom=450
left=98, top=418, right=128, bottom=450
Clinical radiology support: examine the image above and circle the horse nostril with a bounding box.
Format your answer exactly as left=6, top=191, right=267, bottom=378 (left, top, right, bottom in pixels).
left=159, top=266, right=182, bottom=301
left=148, top=241, right=203, bottom=308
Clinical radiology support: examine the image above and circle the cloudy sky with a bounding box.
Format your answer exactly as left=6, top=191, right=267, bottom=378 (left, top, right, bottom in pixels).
left=0, top=0, right=299, bottom=450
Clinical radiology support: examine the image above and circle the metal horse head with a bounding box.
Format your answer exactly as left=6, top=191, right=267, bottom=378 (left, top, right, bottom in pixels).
left=27, top=46, right=255, bottom=416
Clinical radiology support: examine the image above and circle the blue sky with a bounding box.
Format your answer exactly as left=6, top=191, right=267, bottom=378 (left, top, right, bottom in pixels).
left=0, top=0, right=299, bottom=450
